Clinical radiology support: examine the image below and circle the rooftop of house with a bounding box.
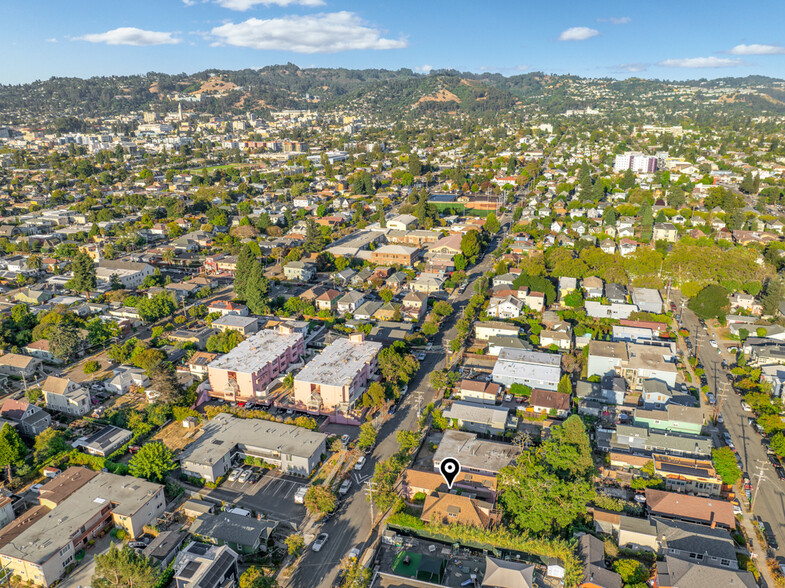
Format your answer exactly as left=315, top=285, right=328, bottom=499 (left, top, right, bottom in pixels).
left=433, top=430, right=521, bottom=475
left=190, top=511, right=277, bottom=547
left=295, top=336, right=382, bottom=387
left=208, top=328, right=303, bottom=374
left=179, top=413, right=328, bottom=465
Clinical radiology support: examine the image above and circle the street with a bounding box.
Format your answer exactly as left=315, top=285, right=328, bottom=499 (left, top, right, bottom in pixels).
left=680, top=300, right=785, bottom=566
left=283, top=220, right=506, bottom=588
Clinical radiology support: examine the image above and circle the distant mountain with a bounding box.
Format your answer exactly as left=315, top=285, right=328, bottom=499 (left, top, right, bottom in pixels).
left=0, top=64, right=783, bottom=122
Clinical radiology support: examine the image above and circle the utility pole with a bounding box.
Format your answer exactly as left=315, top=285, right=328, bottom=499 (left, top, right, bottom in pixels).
left=751, top=461, right=767, bottom=511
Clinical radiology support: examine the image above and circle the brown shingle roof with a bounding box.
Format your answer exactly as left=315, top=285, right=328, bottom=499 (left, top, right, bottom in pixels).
left=529, top=389, right=570, bottom=411
left=645, top=488, right=735, bottom=528
left=421, top=492, right=495, bottom=528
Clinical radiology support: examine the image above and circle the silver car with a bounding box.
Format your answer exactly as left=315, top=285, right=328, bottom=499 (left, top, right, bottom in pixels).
left=312, top=533, right=329, bottom=552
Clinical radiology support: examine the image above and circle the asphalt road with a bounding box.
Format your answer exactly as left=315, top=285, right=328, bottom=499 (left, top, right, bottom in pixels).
left=284, top=219, right=509, bottom=588
left=679, top=301, right=785, bottom=561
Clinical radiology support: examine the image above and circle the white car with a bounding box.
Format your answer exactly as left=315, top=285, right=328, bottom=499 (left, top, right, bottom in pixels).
left=239, top=469, right=252, bottom=483
left=504, top=394, right=513, bottom=402
left=741, top=400, right=752, bottom=412
left=354, top=456, right=366, bottom=471
left=228, top=469, right=241, bottom=482
left=312, top=533, right=329, bottom=552
left=339, top=479, right=352, bottom=495
left=400, top=385, right=408, bottom=397
left=341, top=434, right=350, bottom=445
left=417, top=352, right=426, bottom=361
left=710, top=340, right=718, bottom=348
left=294, top=486, right=307, bottom=504
left=717, top=414, right=724, bottom=424
left=426, top=342, right=433, bottom=350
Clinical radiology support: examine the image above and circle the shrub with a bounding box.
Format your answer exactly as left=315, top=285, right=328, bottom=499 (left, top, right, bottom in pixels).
left=83, top=360, right=100, bottom=374
left=413, top=492, right=427, bottom=503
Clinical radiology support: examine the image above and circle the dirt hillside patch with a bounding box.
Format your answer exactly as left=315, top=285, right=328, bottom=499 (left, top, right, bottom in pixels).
left=417, top=89, right=461, bottom=104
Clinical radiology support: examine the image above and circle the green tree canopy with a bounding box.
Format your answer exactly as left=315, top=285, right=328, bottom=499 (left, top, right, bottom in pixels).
left=688, top=284, right=729, bottom=320
left=67, top=251, right=97, bottom=297
left=92, top=544, right=158, bottom=588
left=0, top=423, right=26, bottom=480
left=711, top=446, right=741, bottom=485
left=128, top=441, right=176, bottom=482
left=358, top=422, right=378, bottom=451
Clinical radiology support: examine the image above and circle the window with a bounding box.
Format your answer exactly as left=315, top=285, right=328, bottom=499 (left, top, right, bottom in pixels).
left=721, top=559, right=731, bottom=567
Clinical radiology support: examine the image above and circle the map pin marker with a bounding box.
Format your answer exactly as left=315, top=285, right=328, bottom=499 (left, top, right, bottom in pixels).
left=439, top=457, right=461, bottom=490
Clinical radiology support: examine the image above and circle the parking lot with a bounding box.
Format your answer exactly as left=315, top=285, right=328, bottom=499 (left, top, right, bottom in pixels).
left=204, top=467, right=309, bottom=529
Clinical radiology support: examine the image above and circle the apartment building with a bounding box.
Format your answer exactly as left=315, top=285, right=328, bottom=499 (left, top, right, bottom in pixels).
left=207, top=326, right=304, bottom=403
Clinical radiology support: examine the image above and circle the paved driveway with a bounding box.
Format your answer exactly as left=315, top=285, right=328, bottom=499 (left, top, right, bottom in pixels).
left=60, top=533, right=118, bottom=588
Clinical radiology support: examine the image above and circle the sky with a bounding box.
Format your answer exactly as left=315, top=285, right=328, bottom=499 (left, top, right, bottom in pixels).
left=3, top=0, right=785, bottom=84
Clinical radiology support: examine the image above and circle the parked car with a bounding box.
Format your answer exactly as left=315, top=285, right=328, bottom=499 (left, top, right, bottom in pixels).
left=741, top=400, right=752, bottom=412
left=707, top=393, right=716, bottom=404
left=312, top=533, right=329, bottom=552
left=354, top=456, right=366, bottom=471
left=294, top=486, right=307, bottom=504
left=341, top=434, right=350, bottom=445
left=348, top=547, right=361, bottom=560
left=417, top=352, right=426, bottom=361
left=228, top=469, right=241, bottom=482
left=339, top=479, right=352, bottom=495
left=717, top=414, right=724, bottom=424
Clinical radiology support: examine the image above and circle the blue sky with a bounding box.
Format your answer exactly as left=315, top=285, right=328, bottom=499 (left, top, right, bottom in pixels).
left=3, top=0, right=785, bottom=84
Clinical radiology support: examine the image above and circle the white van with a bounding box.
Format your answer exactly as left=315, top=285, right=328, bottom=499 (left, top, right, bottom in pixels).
left=294, top=486, right=308, bottom=504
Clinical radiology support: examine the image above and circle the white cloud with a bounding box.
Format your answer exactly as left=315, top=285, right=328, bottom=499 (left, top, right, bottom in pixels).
left=613, top=62, right=648, bottom=72
left=76, top=27, right=180, bottom=46
left=598, top=16, right=631, bottom=24
left=658, top=56, right=743, bottom=68
left=558, top=27, right=599, bottom=42
left=210, top=12, right=407, bottom=53
left=46, top=38, right=57, bottom=43
left=728, top=43, right=785, bottom=55
left=415, top=64, right=433, bottom=73
left=215, top=0, right=324, bottom=9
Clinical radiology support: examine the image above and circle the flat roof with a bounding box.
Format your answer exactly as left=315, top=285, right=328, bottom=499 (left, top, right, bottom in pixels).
left=295, top=337, right=382, bottom=387
left=208, top=328, right=303, bottom=374
left=179, top=413, right=328, bottom=466
left=211, top=315, right=257, bottom=328
left=432, top=430, right=521, bottom=474
left=0, top=471, right=162, bottom=564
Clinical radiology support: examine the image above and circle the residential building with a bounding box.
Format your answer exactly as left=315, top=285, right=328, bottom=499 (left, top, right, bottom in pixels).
left=420, top=492, right=499, bottom=529
left=654, top=454, right=723, bottom=496
left=474, top=321, right=521, bottom=341
left=169, top=327, right=215, bottom=350
left=578, top=533, right=622, bottom=588
left=653, top=223, right=678, bottom=243
left=41, top=376, right=91, bottom=417
left=585, top=301, right=638, bottom=320
left=207, top=300, right=249, bottom=317
left=491, top=348, right=562, bottom=391
left=370, top=244, right=419, bottom=266
left=173, top=543, right=239, bottom=588
left=433, top=430, right=521, bottom=477
left=190, top=511, right=277, bottom=555
left=457, top=380, right=501, bottom=404
left=293, top=334, right=382, bottom=412
left=142, top=530, right=186, bottom=569
left=386, top=214, right=417, bottom=231
left=631, top=288, right=663, bottom=314
left=96, top=259, right=155, bottom=289
left=0, top=399, right=50, bottom=436
left=614, top=152, right=657, bottom=173
left=604, top=424, right=711, bottom=458
left=336, top=290, right=366, bottom=314
left=587, top=341, right=676, bottom=391
left=634, top=404, right=704, bottom=435
left=211, top=314, right=258, bottom=336
left=655, top=556, right=755, bottom=588
left=528, top=389, right=571, bottom=417
left=644, top=488, right=735, bottom=528
left=486, top=295, right=524, bottom=319
left=442, top=401, right=514, bottom=435
left=399, top=468, right=498, bottom=502
left=410, top=274, right=445, bottom=294
left=179, top=413, right=328, bottom=480
left=79, top=425, right=132, bottom=457
left=283, top=261, right=317, bottom=281
left=186, top=352, right=219, bottom=378
left=22, top=340, right=59, bottom=364
left=0, top=353, right=41, bottom=379
left=104, top=366, right=149, bottom=394
left=207, top=326, right=304, bottom=403
left=0, top=468, right=165, bottom=587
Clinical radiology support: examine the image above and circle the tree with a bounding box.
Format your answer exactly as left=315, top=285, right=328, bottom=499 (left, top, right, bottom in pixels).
left=92, top=544, right=158, bottom=588
left=688, top=284, right=729, bottom=320
left=460, top=230, right=481, bottom=261
left=33, top=427, right=68, bottom=462
left=239, top=566, right=277, bottom=588
left=712, top=446, right=741, bottom=484
left=432, top=301, right=453, bottom=317
left=612, top=559, right=647, bottom=585
left=67, top=251, right=96, bottom=298
left=770, top=433, right=785, bottom=457
left=245, top=261, right=270, bottom=315
left=396, top=430, right=420, bottom=454
left=620, top=168, right=635, bottom=190
left=557, top=375, right=572, bottom=395
left=148, top=363, right=183, bottom=404
left=285, top=533, right=305, bottom=557
left=304, top=219, right=326, bottom=253
left=377, top=342, right=419, bottom=385
left=484, top=213, right=501, bottom=234
left=358, top=422, right=377, bottom=451
left=128, top=442, right=176, bottom=482
left=304, top=485, right=337, bottom=518
left=0, top=424, right=25, bottom=481
left=206, top=330, right=245, bottom=353
left=379, top=288, right=394, bottom=303
left=739, top=172, right=755, bottom=194
left=361, top=381, right=387, bottom=409
left=49, top=322, right=83, bottom=362
left=234, top=245, right=256, bottom=301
